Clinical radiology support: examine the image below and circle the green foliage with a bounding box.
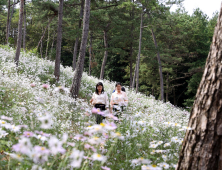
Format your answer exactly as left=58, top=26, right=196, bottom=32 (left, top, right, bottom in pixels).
left=0, top=0, right=218, bottom=108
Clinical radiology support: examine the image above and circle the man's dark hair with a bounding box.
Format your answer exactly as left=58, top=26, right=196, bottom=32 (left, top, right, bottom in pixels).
left=115, top=82, right=122, bottom=87
left=121, top=87, right=125, bottom=92
left=95, top=82, right=104, bottom=95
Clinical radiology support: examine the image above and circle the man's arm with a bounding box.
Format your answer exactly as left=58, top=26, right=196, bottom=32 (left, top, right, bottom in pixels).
left=124, top=92, right=128, bottom=106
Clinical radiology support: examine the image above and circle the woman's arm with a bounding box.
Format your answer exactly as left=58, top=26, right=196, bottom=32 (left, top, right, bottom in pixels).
left=110, top=93, right=114, bottom=113
left=90, top=93, right=95, bottom=105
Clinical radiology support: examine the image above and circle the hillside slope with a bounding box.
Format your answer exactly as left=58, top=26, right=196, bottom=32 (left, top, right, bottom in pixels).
left=0, top=46, right=190, bottom=169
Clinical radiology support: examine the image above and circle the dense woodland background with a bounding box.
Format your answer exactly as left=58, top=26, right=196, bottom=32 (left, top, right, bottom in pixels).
left=0, top=0, right=218, bottom=108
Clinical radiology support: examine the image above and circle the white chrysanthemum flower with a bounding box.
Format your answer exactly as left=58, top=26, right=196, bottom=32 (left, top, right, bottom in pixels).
left=164, top=143, right=171, bottom=147
left=141, top=164, right=162, bottom=170
left=48, top=136, right=65, bottom=155
left=38, top=115, right=53, bottom=129
left=70, top=149, right=84, bottom=168
left=88, top=136, right=102, bottom=145
left=149, top=144, right=158, bottom=148
left=110, top=132, right=124, bottom=140
left=92, top=153, right=107, bottom=162
left=159, top=162, right=170, bottom=169
left=11, top=125, right=21, bottom=132
left=132, top=157, right=151, bottom=164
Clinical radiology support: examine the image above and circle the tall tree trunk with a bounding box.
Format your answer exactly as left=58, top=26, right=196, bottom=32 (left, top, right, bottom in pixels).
left=166, top=72, right=169, bottom=102
left=151, top=29, right=164, bottom=101
left=100, top=29, right=108, bottom=79
left=14, top=0, right=24, bottom=66
left=54, top=0, right=64, bottom=81
left=6, top=0, right=10, bottom=44
left=40, top=27, right=43, bottom=58
left=73, top=0, right=84, bottom=71
left=89, top=32, right=92, bottom=76
left=23, top=0, right=26, bottom=52
left=8, top=0, right=16, bottom=44
left=129, top=44, right=133, bottom=88
left=147, top=12, right=164, bottom=101
left=135, top=12, right=143, bottom=93
left=129, top=0, right=135, bottom=88
left=132, top=63, right=137, bottom=89
left=176, top=5, right=222, bottom=170
left=37, top=15, right=55, bottom=51
left=50, top=31, right=56, bottom=60
left=70, top=0, right=91, bottom=98
left=45, top=18, right=50, bottom=59
left=173, top=87, right=176, bottom=105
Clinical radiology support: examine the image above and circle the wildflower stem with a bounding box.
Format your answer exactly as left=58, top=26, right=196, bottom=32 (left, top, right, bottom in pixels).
left=8, top=156, right=10, bottom=170
left=80, top=152, right=90, bottom=170
left=101, top=138, right=118, bottom=166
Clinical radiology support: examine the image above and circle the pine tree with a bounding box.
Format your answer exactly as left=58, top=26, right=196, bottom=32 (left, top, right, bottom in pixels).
left=54, top=0, right=64, bottom=81
left=15, top=0, right=24, bottom=66
left=177, top=5, right=222, bottom=169
left=70, top=0, right=91, bottom=98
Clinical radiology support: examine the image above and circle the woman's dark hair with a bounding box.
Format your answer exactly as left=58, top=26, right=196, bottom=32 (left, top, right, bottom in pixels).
left=95, top=82, right=104, bottom=95
left=115, top=82, right=122, bottom=87
left=121, top=87, right=125, bottom=92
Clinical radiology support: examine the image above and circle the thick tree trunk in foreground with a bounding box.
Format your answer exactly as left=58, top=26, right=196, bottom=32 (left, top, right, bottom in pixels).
left=73, top=0, right=84, bottom=70
left=23, top=0, right=26, bottom=52
left=14, top=0, right=24, bottom=66
left=6, top=0, right=10, bottom=44
left=135, top=12, right=143, bottom=93
left=54, top=0, right=64, bottom=81
left=176, top=5, right=222, bottom=170
left=70, top=0, right=91, bottom=98
left=100, top=29, right=108, bottom=79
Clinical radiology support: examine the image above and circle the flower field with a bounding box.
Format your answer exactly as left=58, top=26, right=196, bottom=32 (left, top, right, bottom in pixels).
left=0, top=46, right=191, bottom=170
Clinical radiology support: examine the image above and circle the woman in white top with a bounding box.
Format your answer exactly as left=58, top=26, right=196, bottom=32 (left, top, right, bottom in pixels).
left=90, top=82, right=109, bottom=124
left=110, top=82, right=128, bottom=114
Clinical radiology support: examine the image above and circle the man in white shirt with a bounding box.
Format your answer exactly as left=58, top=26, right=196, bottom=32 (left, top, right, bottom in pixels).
left=110, top=82, right=128, bottom=114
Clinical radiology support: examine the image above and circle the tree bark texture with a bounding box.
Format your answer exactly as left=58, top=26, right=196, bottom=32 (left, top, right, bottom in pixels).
left=37, top=15, right=55, bottom=51
left=132, top=62, right=137, bottom=89
left=8, top=0, right=16, bottom=44
left=70, top=0, right=91, bottom=98
left=135, top=12, right=143, bottom=93
left=129, top=0, right=134, bottom=88
left=6, top=0, right=10, bottom=44
left=151, top=28, right=164, bottom=101
left=45, top=17, right=50, bottom=59
left=89, top=32, right=92, bottom=75
left=176, top=5, right=222, bottom=170
left=54, top=0, right=64, bottom=81
left=100, top=29, right=108, bottom=80
left=23, top=0, right=26, bottom=52
left=14, top=0, right=24, bottom=66
left=73, top=0, right=84, bottom=70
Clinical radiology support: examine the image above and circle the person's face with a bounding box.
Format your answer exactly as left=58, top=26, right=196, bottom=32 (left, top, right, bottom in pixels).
left=97, top=85, right=103, bottom=92
left=116, top=85, right=121, bottom=91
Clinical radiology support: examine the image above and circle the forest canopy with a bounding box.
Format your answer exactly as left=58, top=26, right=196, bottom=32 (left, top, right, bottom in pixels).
left=0, top=0, right=218, bottom=108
